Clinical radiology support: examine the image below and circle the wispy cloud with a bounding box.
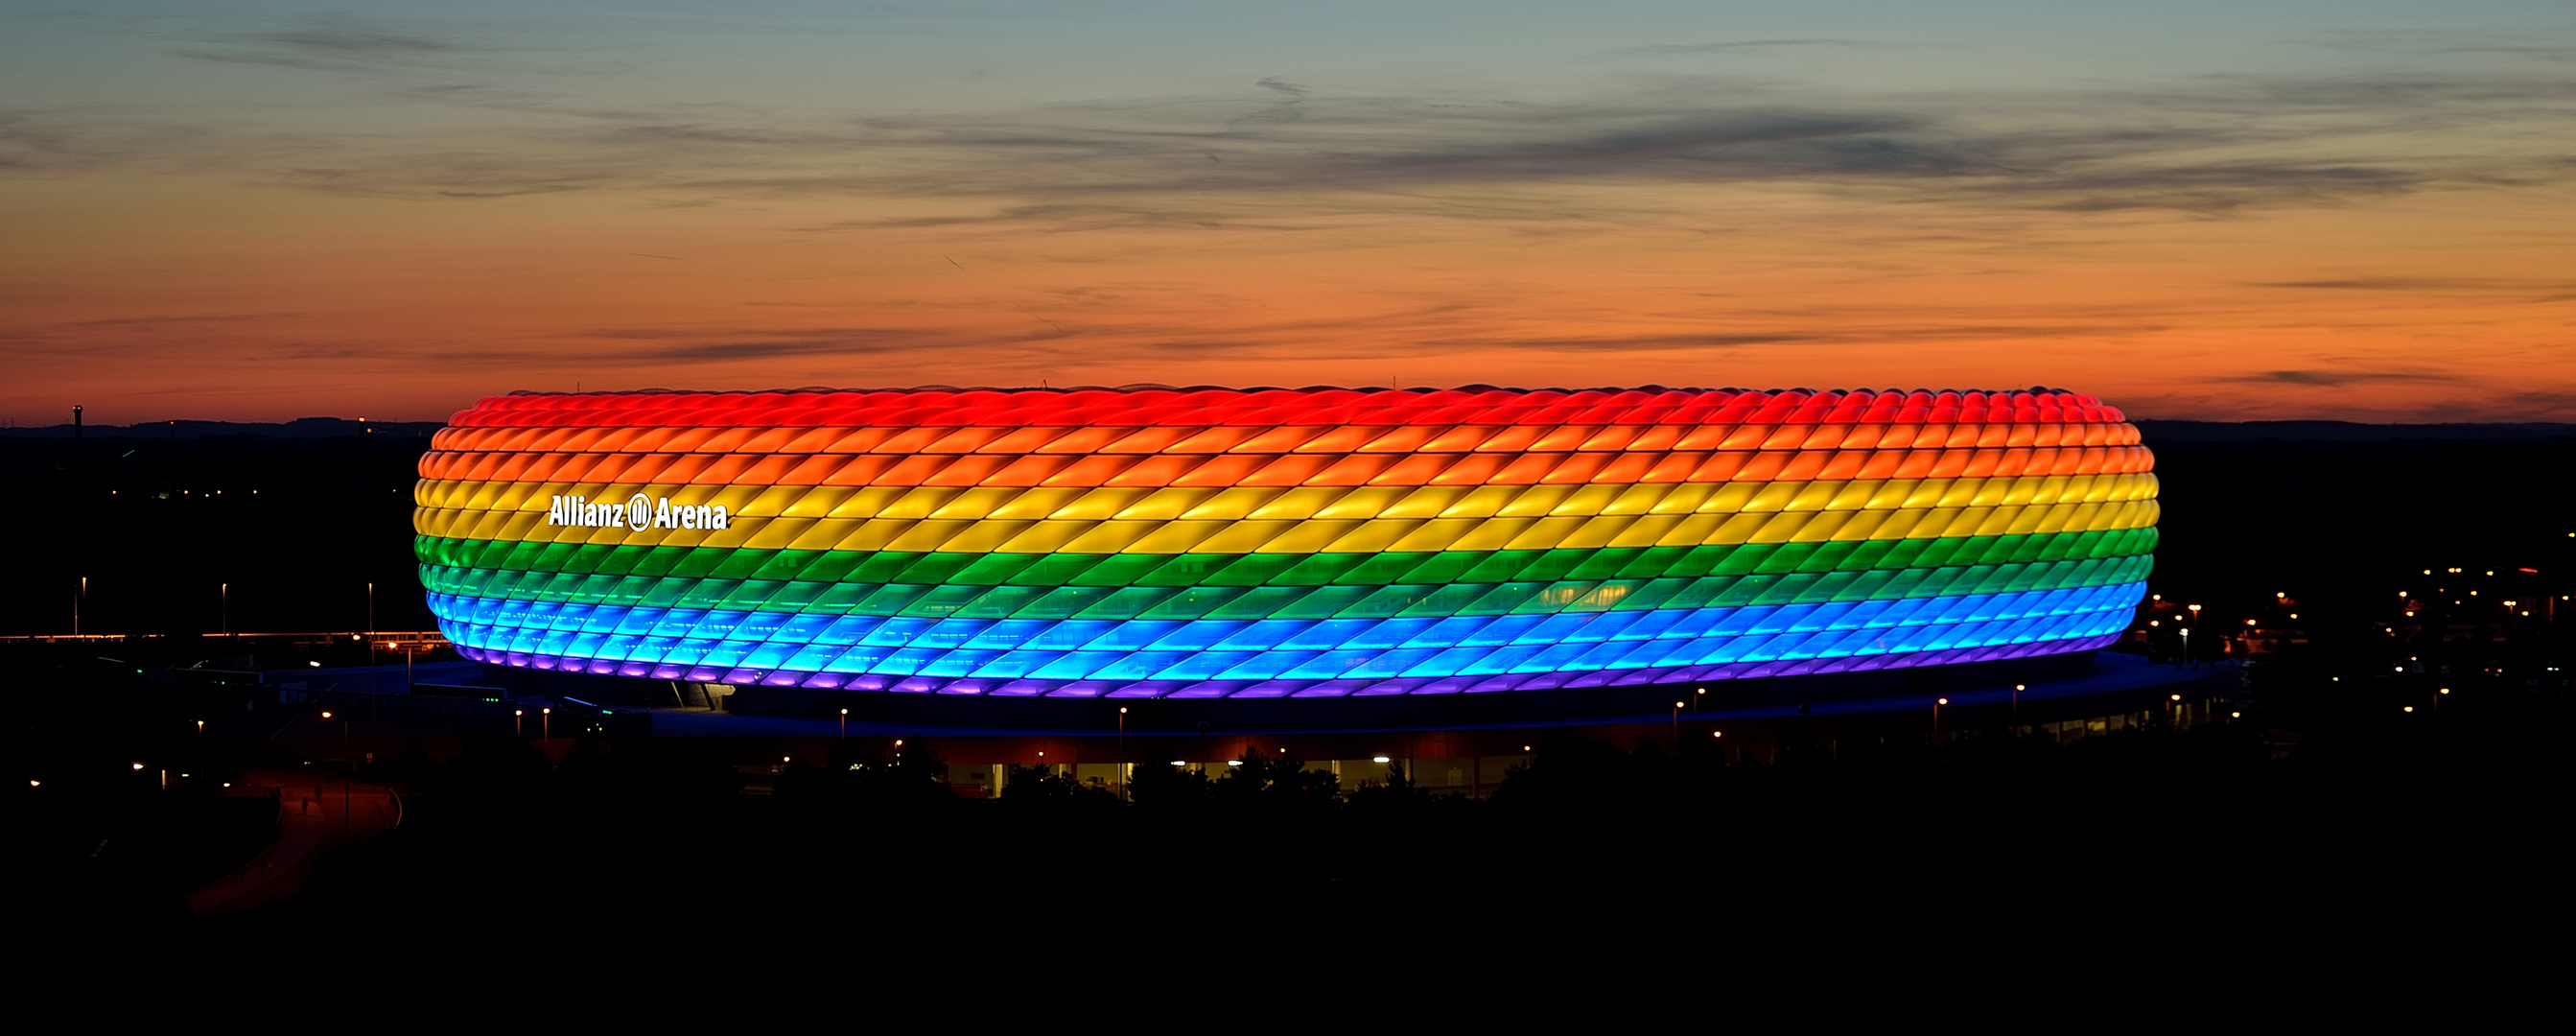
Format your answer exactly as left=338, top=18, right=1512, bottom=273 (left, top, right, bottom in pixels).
left=1605, top=39, right=1879, bottom=56
left=11, top=48, right=2574, bottom=220
left=2212, top=367, right=2468, bottom=388
left=2254, top=277, right=2576, bottom=290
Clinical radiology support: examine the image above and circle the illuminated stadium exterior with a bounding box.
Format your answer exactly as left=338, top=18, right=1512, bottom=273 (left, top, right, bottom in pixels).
left=415, top=387, right=2157, bottom=713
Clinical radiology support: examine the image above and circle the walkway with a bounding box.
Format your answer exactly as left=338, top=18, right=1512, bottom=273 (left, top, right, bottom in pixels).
left=183, top=764, right=400, bottom=916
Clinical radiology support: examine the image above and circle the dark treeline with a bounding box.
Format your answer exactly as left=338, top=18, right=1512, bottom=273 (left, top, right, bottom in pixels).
left=3, top=426, right=2569, bottom=641
left=114, top=679, right=2546, bottom=934
left=0, top=430, right=435, bottom=636
left=12, top=653, right=2564, bottom=944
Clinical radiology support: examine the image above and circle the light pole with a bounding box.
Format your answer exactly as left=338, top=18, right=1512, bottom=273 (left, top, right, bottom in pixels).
left=1672, top=701, right=1683, bottom=746
left=2186, top=604, right=2202, bottom=668
left=2012, top=683, right=2026, bottom=723
left=74, top=576, right=83, bottom=635
left=1117, top=706, right=1128, bottom=749
left=541, top=706, right=550, bottom=741
left=220, top=582, right=228, bottom=636
left=1933, top=697, right=1947, bottom=739
left=839, top=707, right=848, bottom=738
left=514, top=709, right=524, bottom=738
left=322, top=709, right=347, bottom=760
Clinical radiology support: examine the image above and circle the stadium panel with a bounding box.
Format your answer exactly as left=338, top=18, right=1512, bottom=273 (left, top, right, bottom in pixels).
left=414, top=386, right=2156, bottom=698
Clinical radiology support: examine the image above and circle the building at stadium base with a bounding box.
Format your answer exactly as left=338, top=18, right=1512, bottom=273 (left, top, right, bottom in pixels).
left=414, top=386, right=2157, bottom=726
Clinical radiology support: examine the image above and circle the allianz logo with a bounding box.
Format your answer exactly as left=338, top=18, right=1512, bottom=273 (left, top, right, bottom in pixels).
left=548, top=494, right=733, bottom=531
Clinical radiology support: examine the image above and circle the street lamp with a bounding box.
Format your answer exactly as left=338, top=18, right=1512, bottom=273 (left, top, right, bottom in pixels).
left=1933, top=696, right=1947, bottom=738
left=541, top=706, right=550, bottom=740
left=513, top=709, right=524, bottom=738
left=839, top=707, right=848, bottom=738
left=1672, top=701, right=1684, bottom=745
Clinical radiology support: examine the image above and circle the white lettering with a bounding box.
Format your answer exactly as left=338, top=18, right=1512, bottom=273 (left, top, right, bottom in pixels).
left=543, top=493, right=703, bottom=531
left=709, top=505, right=730, bottom=530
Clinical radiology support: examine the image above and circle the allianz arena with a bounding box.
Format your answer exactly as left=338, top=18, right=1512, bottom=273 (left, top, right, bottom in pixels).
left=413, top=387, right=2156, bottom=710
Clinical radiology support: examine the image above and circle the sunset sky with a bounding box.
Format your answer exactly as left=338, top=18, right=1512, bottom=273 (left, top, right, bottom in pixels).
left=5, top=0, right=2572, bottom=424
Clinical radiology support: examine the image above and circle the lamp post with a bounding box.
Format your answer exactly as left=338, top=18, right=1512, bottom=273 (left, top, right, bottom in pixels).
left=1672, top=701, right=1684, bottom=746
left=2012, top=683, right=2026, bottom=723
left=1933, top=697, right=1947, bottom=739
left=541, top=706, right=550, bottom=741
left=220, top=582, right=228, bottom=636
left=838, top=707, right=848, bottom=738
left=514, top=709, right=524, bottom=738
left=2186, top=604, right=2202, bottom=668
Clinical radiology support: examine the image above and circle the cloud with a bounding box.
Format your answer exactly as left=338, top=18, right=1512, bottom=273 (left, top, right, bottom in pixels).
left=2253, top=277, right=2576, bottom=291
left=561, top=325, right=1064, bottom=365
left=1606, top=39, right=1878, bottom=56
left=12, top=36, right=2576, bottom=221
left=63, top=313, right=300, bottom=328
left=2212, top=368, right=2468, bottom=388
left=260, top=29, right=454, bottom=55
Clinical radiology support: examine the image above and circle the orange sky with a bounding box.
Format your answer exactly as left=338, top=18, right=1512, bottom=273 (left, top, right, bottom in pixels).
left=6, top=3, right=2572, bottom=424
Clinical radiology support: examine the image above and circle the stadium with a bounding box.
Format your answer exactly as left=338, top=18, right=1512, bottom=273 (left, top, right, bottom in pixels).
left=414, top=386, right=2158, bottom=730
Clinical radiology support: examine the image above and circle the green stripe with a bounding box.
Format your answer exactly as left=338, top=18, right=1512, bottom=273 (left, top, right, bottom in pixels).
left=418, top=531, right=2154, bottom=620
left=417, top=527, right=2153, bottom=586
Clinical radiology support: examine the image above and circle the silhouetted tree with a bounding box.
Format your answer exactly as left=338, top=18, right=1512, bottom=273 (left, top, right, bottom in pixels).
left=1346, top=760, right=1433, bottom=812
left=1210, top=748, right=1340, bottom=809
left=1127, top=762, right=1216, bottom=808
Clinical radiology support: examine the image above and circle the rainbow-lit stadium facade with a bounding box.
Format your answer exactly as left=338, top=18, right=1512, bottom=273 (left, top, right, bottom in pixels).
left=415, top=387, right=2157, bottom=701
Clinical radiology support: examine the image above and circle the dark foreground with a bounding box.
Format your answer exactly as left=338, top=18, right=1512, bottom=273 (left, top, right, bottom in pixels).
left=19, top=668, right=2566, bottom=949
